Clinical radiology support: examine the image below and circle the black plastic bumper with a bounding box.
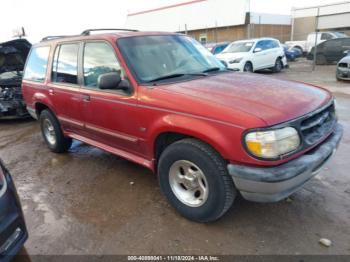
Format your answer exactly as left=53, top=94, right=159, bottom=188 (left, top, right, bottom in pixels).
left=228, top=124, right=343, bottom=203
left=0, top=161, right=28, bottom=261
left=337, top=67, right=350, bottom=80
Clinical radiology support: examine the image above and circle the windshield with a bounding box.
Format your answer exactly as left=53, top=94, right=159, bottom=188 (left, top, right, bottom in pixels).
left=117, top=35, right=226, bottom=83
left=0, top=71, right=22, bottom=81
left=222, top=42, right=254, bottom=53
left=0, top=52, right=25, bottom=81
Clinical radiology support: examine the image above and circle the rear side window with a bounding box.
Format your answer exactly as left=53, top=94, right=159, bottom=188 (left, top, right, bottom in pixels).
left=83, top=42, right=125, bottom=88
left=52, top=43, right=79, bottom=85
left=23, top=46, right=50, bottom=82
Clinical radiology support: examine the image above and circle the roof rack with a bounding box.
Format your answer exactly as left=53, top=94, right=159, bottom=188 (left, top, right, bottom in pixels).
left=41, top=35, right=79, bottom=42
left=81, top=28, right=139, bottom=35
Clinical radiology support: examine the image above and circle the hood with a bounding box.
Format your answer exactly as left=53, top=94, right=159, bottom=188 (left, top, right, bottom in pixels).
left=0, top=39, right=31, bottom=74
left=339, top=55, right=350, bottom=63
left=216, top=52, right=248, bottom=61
left=161, top=73, right=332, bottom=126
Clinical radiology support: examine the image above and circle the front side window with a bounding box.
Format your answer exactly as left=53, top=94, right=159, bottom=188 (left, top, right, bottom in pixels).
left=255, top=40, right=269, bottom=51
left=83, top=42, right=126, bottom=88
left=118, top=35, right=225, bottom=83
left=23, top=46, right=50, bottom=82
left=269, top=40, right=280, bottom=49
left=52, top=44, right=79, bottom=85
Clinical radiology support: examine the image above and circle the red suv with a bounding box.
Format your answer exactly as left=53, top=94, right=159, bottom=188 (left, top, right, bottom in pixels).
left=22, top=29, right=343, bottom=222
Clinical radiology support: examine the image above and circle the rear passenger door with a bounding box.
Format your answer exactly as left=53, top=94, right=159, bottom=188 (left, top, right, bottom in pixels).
left=48, top=43, right=85, bottom=133
left=324, top=39, right=342, bottom=62
left=80, top=41, right=141, bottom=154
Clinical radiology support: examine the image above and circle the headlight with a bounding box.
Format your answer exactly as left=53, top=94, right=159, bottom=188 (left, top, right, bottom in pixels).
left=229, top=58, right=243, bottom=64
left=245, top=127, right=300, bottom=159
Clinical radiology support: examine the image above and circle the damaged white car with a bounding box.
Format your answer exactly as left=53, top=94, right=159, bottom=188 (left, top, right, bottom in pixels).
left=0, top=39, right=31, bottom=119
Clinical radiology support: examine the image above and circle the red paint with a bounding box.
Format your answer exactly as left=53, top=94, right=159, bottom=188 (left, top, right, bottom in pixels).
left=22, top=32, right=332, bottom=172
left=128, top=0, right=207, bottom=17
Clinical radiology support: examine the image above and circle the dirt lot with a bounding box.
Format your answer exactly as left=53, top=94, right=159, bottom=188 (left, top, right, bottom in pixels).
left=1, top=60, right=350, bottom=258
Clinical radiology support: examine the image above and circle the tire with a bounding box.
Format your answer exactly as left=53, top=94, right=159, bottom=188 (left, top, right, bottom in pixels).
left=158, top=138, right=237, bottom=223
left=40, top=109, right=72, bottom=153
left=272, top=58, right=283, bottom=73
left=243, top=62, right=253, bottom=72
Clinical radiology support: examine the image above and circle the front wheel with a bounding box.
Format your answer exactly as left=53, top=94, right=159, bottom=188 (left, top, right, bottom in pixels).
left=158, top=138, right=236, bottom=222
left=243, top=62, right=253, bottom=72
left=40, top=110, right=72, bottom=153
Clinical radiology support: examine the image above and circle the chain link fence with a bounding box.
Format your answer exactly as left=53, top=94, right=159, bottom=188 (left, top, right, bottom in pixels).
left=186, top=18, right=349, bottom=73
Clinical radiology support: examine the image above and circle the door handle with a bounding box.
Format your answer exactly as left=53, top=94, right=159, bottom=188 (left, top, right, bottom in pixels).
left=82, top=94, right=91, bottom=102
left=48, top=89, right=54, bottom=95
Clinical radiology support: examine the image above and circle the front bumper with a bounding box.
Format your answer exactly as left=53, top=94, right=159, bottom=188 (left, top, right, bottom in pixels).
left=226, top=62, right=245, bottom=72
left=0, top=162, right=28, bottom=261
left=228, top=124, right=343, bottom=203
left=0, top=100, right=29, bottom=120
left=337, top=67, right=350, bottom=80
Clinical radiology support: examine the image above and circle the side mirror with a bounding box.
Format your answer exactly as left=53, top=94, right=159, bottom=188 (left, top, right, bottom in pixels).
left=254, top=47, right=262, bottom=53
left=344, top=50, right=349, bottom=55
left=98, top=72, right=121, bottom=90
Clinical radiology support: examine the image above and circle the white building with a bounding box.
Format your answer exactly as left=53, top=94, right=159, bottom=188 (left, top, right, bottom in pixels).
left=292, top=1, right=350, bottom=40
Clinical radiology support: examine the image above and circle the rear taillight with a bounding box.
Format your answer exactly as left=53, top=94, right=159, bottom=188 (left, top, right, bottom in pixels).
left=0, top=162, right=7, bottom=197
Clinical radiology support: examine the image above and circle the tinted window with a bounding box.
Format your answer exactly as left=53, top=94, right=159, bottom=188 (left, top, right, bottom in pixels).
left=255, top=40, right=270, bottom=50
left=342, top=38, right=350, bottom=46
left=23, top=46, right=50, bottom=82
left=325, top=39, right=342, bottom=48
left=321, top=33, right=333, bottom=40
left=270, top=40, right=280, bottom=48
left=52, top=44, right=79, bottom=84
left=216, top=45, right=225, bottom=54
left=83, top=42, right=126, bottom=88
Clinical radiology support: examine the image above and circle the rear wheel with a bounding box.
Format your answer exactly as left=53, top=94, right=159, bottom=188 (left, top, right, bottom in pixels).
left=243, top=62, right=253, bottom=72
left=272, top=58, right=283, bottom=73
left=40, top=110, right=72, bottom=153
left=158, top=138, right=236, bottom=222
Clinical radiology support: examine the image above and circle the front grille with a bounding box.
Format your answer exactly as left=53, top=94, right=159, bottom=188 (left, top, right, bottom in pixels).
left=338, top=63, right=349, bottom=68
left=300, top=103, right=336, bottom=145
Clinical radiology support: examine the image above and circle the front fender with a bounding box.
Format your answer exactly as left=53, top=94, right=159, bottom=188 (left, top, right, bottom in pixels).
left=148, top=113, right=245, bottom=162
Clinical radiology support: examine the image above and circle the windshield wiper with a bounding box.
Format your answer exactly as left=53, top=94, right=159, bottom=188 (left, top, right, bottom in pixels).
left=202, top=67, right=222, bottom=73
left=147, top=73, right=207, bottom=83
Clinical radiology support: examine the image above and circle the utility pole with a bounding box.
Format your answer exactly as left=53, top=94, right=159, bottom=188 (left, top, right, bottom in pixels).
left=291, top=7, right=295, bottom=41
left=312, top=7, right=320, bottom=71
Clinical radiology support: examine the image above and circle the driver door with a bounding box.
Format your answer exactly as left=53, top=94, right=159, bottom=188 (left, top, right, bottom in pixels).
left=253, top=40, right=268, bottom=69
left=80, top=41, right=141, bottom=154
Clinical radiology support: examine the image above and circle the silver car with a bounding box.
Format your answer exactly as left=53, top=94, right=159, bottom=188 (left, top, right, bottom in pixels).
left=337, top=54, right=350, bottom=81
